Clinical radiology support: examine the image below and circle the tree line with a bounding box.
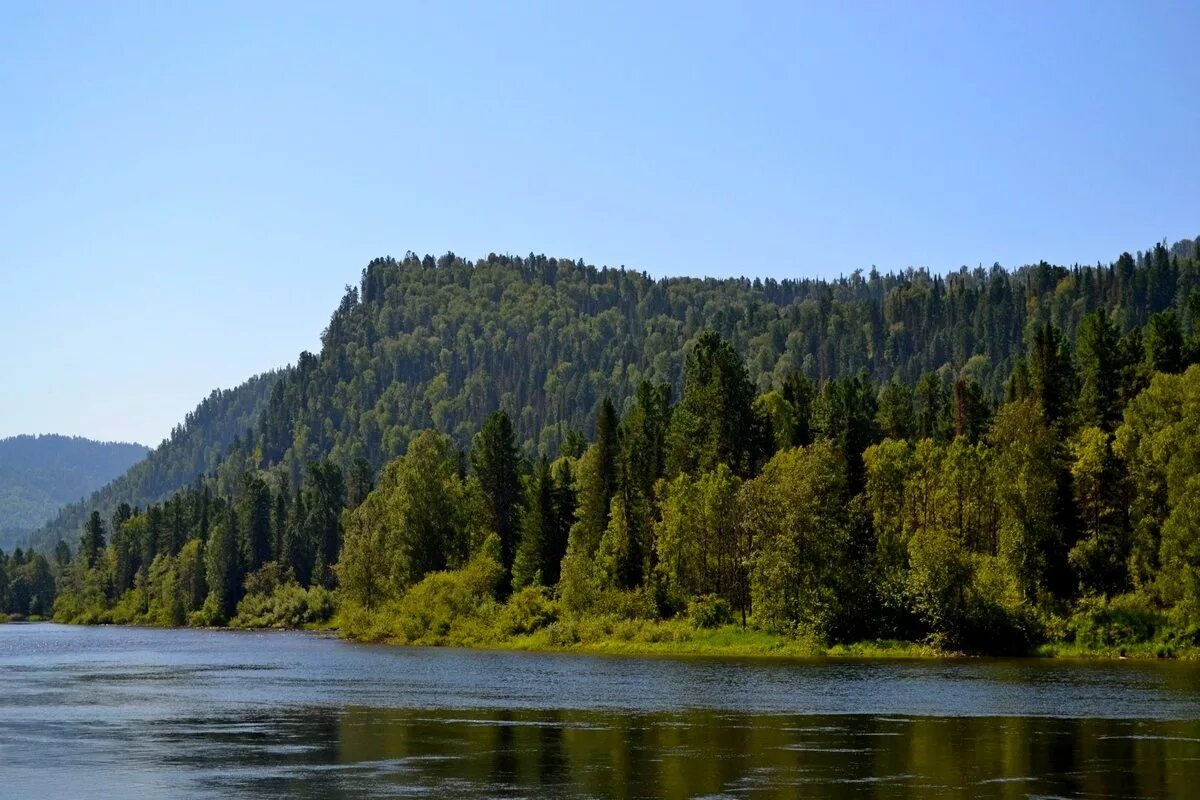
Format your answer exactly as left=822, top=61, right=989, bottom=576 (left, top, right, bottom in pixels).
left=32, top=237, right=1200, bottom=558
left=40, top=308, right=1200, bottom=653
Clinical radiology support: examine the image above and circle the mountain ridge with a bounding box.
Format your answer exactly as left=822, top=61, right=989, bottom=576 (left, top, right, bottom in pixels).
left=0, top=435, right=149, bottom=551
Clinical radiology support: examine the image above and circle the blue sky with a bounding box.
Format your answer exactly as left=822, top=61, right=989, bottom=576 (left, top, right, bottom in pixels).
left=1, top=1, right=1197, bottom=445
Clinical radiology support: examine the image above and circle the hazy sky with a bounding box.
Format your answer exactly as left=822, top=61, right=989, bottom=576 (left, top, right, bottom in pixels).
left=2, top=1, right=1197, bottom=446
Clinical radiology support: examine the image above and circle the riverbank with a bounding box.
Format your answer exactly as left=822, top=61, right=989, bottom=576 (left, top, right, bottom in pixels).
left=374, top=623, right=950, bottom=660
left=51, top=579, right=1197, bottom=661
left=331, top=608, right=1194, bottom=661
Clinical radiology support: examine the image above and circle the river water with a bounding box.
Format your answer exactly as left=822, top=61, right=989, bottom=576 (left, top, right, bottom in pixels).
left=1, top=623, right=1198, bottom=798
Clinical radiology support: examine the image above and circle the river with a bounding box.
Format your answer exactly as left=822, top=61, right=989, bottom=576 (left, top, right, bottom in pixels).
left=1, top=623, right=1197, bottom=798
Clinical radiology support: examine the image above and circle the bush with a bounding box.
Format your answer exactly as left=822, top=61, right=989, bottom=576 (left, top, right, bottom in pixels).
left=687, top=594, right=733, bottom=628
left=341, top=536, right=504, bottom=645
left=590, top=586, right=658, bottom=621
left=231, top=583, right=336, bottom=629
left=108, top=588, right=148, bottom=625
left=1067, top=594, right=1165, bottom=651
left=495, top=586, right=558, bottom=636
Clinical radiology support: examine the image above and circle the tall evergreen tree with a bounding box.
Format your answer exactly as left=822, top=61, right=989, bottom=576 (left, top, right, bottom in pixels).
left=781, top=372, right=816, bottom=446
left=513, top=456, right=556, bottom=589
left=471, top=410, right=524, bottom=589
left=914, top=372, right=946, bottom=441
left=1028, top=322, right=1075, bottom=428
left=1076, top=308, right=1123, bottom=430
left=1145, top=310, right=1184, bottom=374
left=204, top=508, right=243, bottom=622
left=304, top=460, right=345, bottom=588
left=79, top=511, right=106, bottom=569
left=877, top=379, right=915, bottom=441
left=347, top=457, right=375, bottom=509
left=667, top=331, right=766, bottom=477
left=238, top=472, right=273, bottom=573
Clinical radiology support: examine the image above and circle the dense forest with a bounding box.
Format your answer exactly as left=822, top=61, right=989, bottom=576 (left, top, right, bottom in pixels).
left=30, top=373, right=283, bottom=554
left=0, top=436, right=148, bottom=552
left=23, top=237, right=1200, bottom=656
left=34, top=237, right=1200, bottom=559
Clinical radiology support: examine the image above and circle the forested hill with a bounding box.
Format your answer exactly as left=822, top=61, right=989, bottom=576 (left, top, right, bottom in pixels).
left=246, top=239, right=1197, bottom=478
left=0, top=436, right=148, bottom=551
left=30, top=373, right=282, bottom=553
left=30, top=236, right=1199, bottom=553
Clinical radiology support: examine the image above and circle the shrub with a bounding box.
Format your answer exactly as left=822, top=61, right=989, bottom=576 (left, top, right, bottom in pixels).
left=590, top=586, right=658, bottom=621
left=1067, top=593, right=1164, bottom=650
left=495, top=586, right=558, bottom=637
left=346, top=535, right=505, bottom=645
left=687, top=594, right=733, bottom=628
left=231, top=583, right=336, bottom=629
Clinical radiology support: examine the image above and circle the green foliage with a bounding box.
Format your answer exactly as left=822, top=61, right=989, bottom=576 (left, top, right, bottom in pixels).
left=742, top=442, right=850, bottom=639
left=79, top=511, right=106, bottom=569
left=667, top=331, right=767, bottom=477
left=338, top=431, right=485, bottom=609
left=990, top=400, right=1061, bottom=603
left=0, top=435, right=147, bottom=552
left=204, top=510, right=243, bottom=624
left=1068, top=427, right=1131, bottom=596
left=471, top=410, right=524, bottom=588
left=512, top=456, right=573, bottom=590
left=340, top=535, right=504, bottom=644
left=1076, top=309, right=1123, bottom=430
left=38, top=240, right=1200, bottom=659
left=1158, top=476, right=1200, bottom=624
left=687, top=594, right=733, bottom=628
left=31, top=372, right=280, bottom=554
left=654, top=465, right=742, bottom=614
left=494, top=585, right=558, bottom=637
left=231, top=583, right=335, bottom=629
left=593, top=491, right=650, bottom=591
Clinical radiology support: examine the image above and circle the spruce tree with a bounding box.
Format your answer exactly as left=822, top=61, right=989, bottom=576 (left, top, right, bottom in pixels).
left=471, top=410, right=524, bottom=590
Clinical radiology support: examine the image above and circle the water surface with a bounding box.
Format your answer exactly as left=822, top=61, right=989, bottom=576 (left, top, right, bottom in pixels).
left=1, top=623, right=1197, bottom=798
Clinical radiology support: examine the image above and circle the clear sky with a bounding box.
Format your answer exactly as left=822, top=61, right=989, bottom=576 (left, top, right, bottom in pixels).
left=1, top=1, right=1197, bottom=446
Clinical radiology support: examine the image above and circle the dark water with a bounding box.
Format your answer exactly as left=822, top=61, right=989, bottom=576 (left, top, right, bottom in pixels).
left=1, top=624, right=1199, bottom=798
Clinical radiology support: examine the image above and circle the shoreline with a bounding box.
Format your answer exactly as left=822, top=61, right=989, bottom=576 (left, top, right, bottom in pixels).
left=329, top=620, right=1195, bottom=662
left=33, top=618, right=1195, bottom=662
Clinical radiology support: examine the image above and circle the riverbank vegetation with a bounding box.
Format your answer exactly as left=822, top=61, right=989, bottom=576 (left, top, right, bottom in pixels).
left=21, top=243, right=1200, bottom=658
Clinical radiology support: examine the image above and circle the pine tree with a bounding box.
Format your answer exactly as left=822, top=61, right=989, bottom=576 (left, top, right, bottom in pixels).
left=347, top=457, right=375, bottom=508
left=513, top=457, right=555, bottom=589
left=205, top=508, right=243, bottom=622
left=238, top=472, right=273, bottom=573
left=1076, top=308, right=1122, bottom=430
left=304, top=460, right=346, bottom=588
left=666, top=331, right=766, bottom=476
left=471, top=410, right=524, bottom=590
left=80, top=511, right=106, bottom=569
left=1029, top=322, right=1075, bottom=428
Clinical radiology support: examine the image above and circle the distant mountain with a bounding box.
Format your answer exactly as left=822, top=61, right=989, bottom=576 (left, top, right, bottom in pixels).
left=0, top=435, right=149, bottom=551
left=28, top=372, right=283, bottom=554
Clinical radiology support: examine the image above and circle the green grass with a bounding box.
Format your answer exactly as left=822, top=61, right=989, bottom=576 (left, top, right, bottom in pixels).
left=335, top=608, right=955, bottom=660
left=1035, top=640, right=1199, bottom=660
left=502, top=629, right=950, bottom=660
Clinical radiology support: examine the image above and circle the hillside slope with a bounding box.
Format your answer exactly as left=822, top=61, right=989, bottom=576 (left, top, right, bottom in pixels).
left=247, top=242, right=1196, bottom=478
left=32, top=238, right=1199, bottom=551
left=0, top=436, right=148, bottom=551
left=30, top=372, right=282, bottom=552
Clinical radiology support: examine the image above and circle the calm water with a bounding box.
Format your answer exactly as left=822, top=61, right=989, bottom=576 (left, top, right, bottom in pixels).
left=1, top=624, right=1198, bottom=798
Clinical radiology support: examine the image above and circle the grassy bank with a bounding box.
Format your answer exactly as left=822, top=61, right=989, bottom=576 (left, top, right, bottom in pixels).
left=336, top=612, right=1196, bottom=661
left=50, top=555, right=1196, bottom=661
